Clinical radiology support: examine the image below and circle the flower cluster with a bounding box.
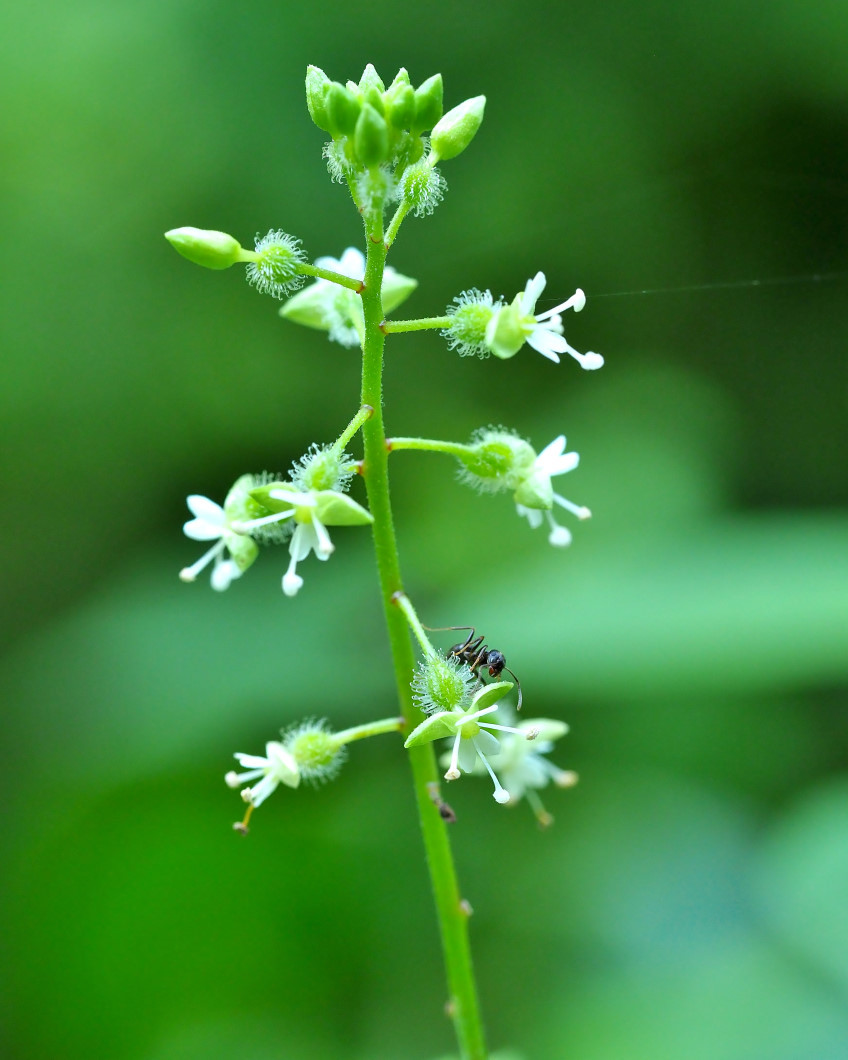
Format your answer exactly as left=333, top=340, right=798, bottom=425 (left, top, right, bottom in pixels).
left=179, top=444, right=372, bottom=597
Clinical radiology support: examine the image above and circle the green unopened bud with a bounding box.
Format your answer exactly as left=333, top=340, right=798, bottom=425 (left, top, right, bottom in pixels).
left=412, top=74, right=443, bottom=133
left=354, top=102, right=389, bottom=167
left=385, top=83, right=415, bottom=129
left=457, top=428, right=536, bottom=494
left=305, top=65, right=333, bottom=132
left=358, top=63, right=385, bottom=95
left=165, top=227, right=243, bottom=270
left=326, top=82, right=361, bottom=137
left=431, top=95, right=486, bottom=161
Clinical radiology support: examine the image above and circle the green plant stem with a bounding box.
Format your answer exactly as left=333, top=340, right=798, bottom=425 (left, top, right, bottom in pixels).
left=298, top=262, right=363, bottom=290
left=383, top=315, right=452, bottom=333
left=359, top=222, right=488, bottom=1060
left=334, top=716, right=405, bottom=746
left=333, top=404, right=374, bottom=452
left=393, top=591, right=437, bottom=657
left=384, top=201, right=411, bottom=248
left=388, top=436, right=477, bottom=461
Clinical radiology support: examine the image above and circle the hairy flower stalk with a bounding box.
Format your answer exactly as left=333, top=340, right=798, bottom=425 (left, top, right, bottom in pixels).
left=166, top=63, right=592, bottom=1060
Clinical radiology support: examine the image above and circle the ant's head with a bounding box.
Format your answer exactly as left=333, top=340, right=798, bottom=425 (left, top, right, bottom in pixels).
left=486, top=650, right=506, bottom=676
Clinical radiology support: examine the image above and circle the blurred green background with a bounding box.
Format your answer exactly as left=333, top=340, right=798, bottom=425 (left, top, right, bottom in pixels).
left=2, top=1, right=848, bottom=1058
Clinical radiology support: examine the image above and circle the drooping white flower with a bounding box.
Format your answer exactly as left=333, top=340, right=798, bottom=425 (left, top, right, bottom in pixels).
left=405, top=680, right=526, bottom=804
left=179, top=475, right=260, bottom=590
left=512, top=434, right=591, bottom=547
left=279, top=247, right=416, bottom=348
left=225, top=741, right=301, bottom=809
left=472, top=710, right=577, bottom=826
left=234, top=480, right=373, bottom=598
left=485, top=272, right=603, bottom=369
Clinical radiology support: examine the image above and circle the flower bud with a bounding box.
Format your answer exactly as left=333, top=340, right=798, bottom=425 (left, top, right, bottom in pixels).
left=431, top=95, right=486, bottom=161
left=305, top=65, right=333, bottom=132
left=326, top=82, right=361, bottom=137
left=354, top=102, right=389, bottom=168
left=412, top=74, right=443, bottom=133
left=358, top=62, right=385, bottom=96
left=165, top=227, right=243, bottom=270
left=384, top=69, right=415, bottom=128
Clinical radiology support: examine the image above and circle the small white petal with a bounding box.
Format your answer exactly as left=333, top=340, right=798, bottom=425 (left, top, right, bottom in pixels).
left=525, top=327, right=562, bottom=363
left=580, top=351, right=604, bottom=370
left=248, top=773, right=279, bottom=807
left=516, top=504, right=544, bottom=529
left=211, top=559, right=241, bottom=591
left=183, top=518, right=225, bottom=542
left=521, top=272, right=546, bottom=314
left=186, top=495, right=227, bottom=524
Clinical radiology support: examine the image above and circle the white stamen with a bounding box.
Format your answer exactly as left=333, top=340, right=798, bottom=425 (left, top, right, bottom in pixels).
left=231, top=509, right=296, bottom=533
left=553, top=493, right=591, bottom=519
left=457, top=702, right=500, bottom=727
left=478, top=722, right=528, bottom=736
left=312, top=516, right=335, bottom=558
left=445, top=732, right=462, bottom=781
left=179, top=539, right=225, bottom=582
left=535, top=288, right=585, bottom=321
left=474, top=740, right=510, bottom=804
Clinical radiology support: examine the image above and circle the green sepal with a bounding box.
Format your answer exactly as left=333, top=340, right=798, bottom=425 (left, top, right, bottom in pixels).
left=165, top=227, right=243, bottom=270
left=278, top=281, right=354, bottom=330
left=469, top=680, right=513, bottom=711
left=513, top=473, right=554, bottom=509
left=327, top=82, right=361, bottom=137
left=412, top=74, right=443, bottom=133
left=248, top=482, right=298, bottom=512
left=431, top=95, right=486, bottom=161
left=382, top=270, right=418, bottom=315
left=305, top=66, right=333, bottom=132
left=404, top=712, right=458, bottom=748
left=484, top=294, right=526, bottom=359
left=223, top=531, right=259, bottom=573
left=354, top=103, right=389, bottom=167
left=312, top=491, right=373, bottom=526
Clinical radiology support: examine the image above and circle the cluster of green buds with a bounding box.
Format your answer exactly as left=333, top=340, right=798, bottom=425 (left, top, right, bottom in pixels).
left=306, top=63, right=485, bottom=171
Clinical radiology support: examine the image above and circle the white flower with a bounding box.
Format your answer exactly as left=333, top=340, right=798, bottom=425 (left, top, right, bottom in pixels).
left=234, top=482, right=373, bottom=598
left=225, top=741, right=301, bottom=808
left=279, top=247, right=416, bottom=348
left=179, top=477, right=260, bottom=590
left=486, top=271, right=604, bottom=369
left=405, top=681, right=523, bottom=805
left=513, top=435, right=591, bottom=547
left=478, top=712, right=577, bottom=826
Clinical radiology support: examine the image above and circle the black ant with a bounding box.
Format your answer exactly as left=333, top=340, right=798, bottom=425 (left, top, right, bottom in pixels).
left=425, top=625, right=523, bottom=710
